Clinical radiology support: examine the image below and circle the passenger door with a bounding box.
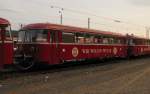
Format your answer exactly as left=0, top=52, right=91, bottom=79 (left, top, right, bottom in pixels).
left=126, top=37, right=134, bottom=57
left=49, top=30, right=60, bottom=64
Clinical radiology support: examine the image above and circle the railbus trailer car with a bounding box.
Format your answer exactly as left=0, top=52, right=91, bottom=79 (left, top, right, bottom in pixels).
left=128, top=35, right=150, bottom=56
left=14, top=23, right=129, bottom=70
left=0, top=18, right=13, bottom=71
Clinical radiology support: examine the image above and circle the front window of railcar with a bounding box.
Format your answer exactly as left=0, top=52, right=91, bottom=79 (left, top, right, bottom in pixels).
left=18, top=29, right=47, bottom=42
left=5, top=25, right=12, bottom=41
left=0, top=25, right=12, bottom=41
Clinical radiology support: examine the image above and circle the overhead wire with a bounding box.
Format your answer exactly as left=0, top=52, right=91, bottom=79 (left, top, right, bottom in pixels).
left=50, top=5, right=147, bottom=28
left=50, top=5, right=148, bottom=37
left=51, top=5, right=146, bottom=27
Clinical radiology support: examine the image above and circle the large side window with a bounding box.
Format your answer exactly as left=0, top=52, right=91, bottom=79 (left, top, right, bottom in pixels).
left=108, top=38, right=114, bottom=44
left=102, top=37, right=109, bottom=44
left=97, top=36, right=103, bottom=44
left=35, top=30, right=47, bottom=42
left=93, top=35, right=99, bottom=44
left=85, top=34, right=101, bottom=44
left=75, top=33, right=85, bottom=44
left=113, top=38, right=125, bottom=44
left=85, top=34, right=91, bottom=44
left=30, top=30, right=47, bottom=42
left=62, top=32, right=75, bottom=43
left=18, top=29, right=47, bottom=42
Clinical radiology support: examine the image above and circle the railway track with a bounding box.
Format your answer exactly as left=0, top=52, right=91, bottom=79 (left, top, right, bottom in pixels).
left=0, top=58, right=118, bottom=80
left=0, top=56, right=149, bottom=81
left=1, top=56, right=150, bottom=94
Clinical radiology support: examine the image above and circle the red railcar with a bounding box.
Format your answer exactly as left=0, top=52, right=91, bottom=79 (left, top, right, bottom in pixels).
left=14, top=23, right=128, bottom=70
left=0, top=18, right=13, bottom=71
left=127, top=35, right=150, bottom=56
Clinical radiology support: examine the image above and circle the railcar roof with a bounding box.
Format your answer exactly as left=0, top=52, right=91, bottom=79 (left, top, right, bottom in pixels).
left=0, top=18, right=10, bottom=25
left=132, top=36, right=149, bottom=40
left=22, top=23, right=126, bottom=38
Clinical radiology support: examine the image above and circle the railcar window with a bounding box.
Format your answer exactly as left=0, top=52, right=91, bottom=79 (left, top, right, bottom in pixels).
left=36, top=30, right=47, bottom=42
left=97, top=37, right=103, bottom=44
left=18, top=29, right=47, bottom=42
left=108, top=38, right=114, bottom=44
left=134, top=39, right=145, bottom=45
left=135, top=40, right=139, bottom=45
left=49, top=31, right=55, bottom=43
left=102, top=37, right=125, bottom=45
left=94, top=37, right=98, bottom=44
left=5, top=31, right=11, bottom=40
left=102, top=38, right=109, bottom=44
left=75, top=33, right=85, bottom=44
left=5, top=26, right=12, bottom=41
left=85, top=34, right=97, bottom=44
left=121, top=39, right=127, bottom=44
left=62, top=32, right=75, bottom=43
left=0, top=26, right=12, bottom=41
left=117, top=39, right=121, bottom=44
left=113, top=38, right=118, bottom=44
left=130, top=39, right=134, bottom=45
left=89, top=36, right=94, bottom=43
left=93, top=35, right=100, bottom=44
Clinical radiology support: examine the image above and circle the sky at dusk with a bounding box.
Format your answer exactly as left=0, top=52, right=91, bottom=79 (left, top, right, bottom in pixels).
left=0, top=0, right=150, bottom=37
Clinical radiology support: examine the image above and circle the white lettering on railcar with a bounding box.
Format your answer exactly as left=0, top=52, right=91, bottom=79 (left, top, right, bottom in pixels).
left=113, top=47, right=118, bottom=55
left=81, top=48, right=114, bottom=54
left=141, top=48, right=143, bottom=53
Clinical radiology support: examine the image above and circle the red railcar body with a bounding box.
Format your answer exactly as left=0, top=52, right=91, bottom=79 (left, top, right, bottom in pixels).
left=130, top=37, right=150, bottom=56
left=14, top=23, right=128, bottom=70
left=14, top=23, right=150, bottom=70
left=22, top=43, right=127, bottom=65
left=0, top=18, right=13, bottom=71
left=132, top=45, right=150, bottom=56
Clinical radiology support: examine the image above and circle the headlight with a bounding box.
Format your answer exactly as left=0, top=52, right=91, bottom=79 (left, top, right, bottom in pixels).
left=14, top=47, right=18, bottom=51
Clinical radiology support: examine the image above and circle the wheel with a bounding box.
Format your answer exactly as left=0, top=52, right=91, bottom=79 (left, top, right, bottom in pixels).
left=14, top=54, right=35, bottom=71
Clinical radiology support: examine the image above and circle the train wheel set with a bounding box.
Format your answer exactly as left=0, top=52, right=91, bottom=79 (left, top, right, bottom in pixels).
left=1, top=17, right=150, bottom=71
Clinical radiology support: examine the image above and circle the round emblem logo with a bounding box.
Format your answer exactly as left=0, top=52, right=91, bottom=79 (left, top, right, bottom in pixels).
left=113, top=47, right=118, bottom=55
left=72, top=47, right=79, bottom=57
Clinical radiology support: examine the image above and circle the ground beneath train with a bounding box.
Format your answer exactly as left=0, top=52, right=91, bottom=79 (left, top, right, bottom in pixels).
left=0, top=57, right=150, bottom=94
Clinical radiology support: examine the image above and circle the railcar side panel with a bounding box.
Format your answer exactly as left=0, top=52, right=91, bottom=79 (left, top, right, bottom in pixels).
left=58, top=44, right=127, bottom=62
left=4, top=42, right=13, bottom=65
left=35, top=44, right=51, bottom=63
left=132, top=45, right=150, bottom=56
left=29, top=43, right=127, bottom=65
left=32, top=43, right=60, bottom=64
left=0, top=18, right=13, bottom=70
